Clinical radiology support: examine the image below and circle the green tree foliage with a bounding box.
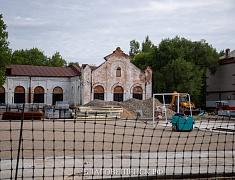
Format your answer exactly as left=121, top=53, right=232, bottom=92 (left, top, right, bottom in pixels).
left=11, top=48, right=48, bottom=66
left=68, top=62, right=80, bottom=68
left=131, top=52, right=152, bottom=70
left=129, top=40, right=140, bottom=59
left=162, top=58, right=203, bottom=102
left=130, top=36, right=220, bottom=107
left=11, top=49, right=67, bottom=67
left=0, top=14, right=11, bottom=86
left=47, top=52, right=66, bottom=67
left=141, top=35, right=154, bottom=53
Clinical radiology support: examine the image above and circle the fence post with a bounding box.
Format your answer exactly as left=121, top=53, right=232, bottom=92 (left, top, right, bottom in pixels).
left=15, top=104, right=24, bottom=180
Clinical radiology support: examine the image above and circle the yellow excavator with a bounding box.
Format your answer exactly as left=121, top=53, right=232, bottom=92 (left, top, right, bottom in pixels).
left=169, top=91, right=199, bottom=115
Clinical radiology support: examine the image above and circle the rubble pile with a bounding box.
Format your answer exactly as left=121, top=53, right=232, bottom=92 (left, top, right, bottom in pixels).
left=83, top=98, right=175, bottom=118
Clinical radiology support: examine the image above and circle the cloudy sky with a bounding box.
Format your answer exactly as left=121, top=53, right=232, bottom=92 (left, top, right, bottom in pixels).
left=1, top=0, right=235, bottom=65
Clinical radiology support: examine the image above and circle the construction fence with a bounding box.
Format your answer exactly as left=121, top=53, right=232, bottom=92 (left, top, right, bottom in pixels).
left=0, top=108, right=235, bottom=179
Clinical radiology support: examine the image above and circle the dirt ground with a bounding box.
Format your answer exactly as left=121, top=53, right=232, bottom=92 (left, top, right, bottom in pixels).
left=0, top=118, right=234, bottom=160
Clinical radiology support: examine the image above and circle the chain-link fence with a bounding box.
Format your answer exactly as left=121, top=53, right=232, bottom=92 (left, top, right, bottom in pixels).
left=0, top=106, right=234, bottom=179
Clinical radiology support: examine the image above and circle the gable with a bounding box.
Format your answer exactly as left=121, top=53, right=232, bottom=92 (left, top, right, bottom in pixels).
left=104, top=47, right=131, bottom=62
left=91, top=47, right=147, bottom=81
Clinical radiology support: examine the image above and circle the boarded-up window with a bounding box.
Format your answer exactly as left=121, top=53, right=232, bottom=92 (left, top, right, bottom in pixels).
left=133, top=86, right=143, bottom=100
left=53, top=87, right=63, bottom=94
left=113, top=86, right=123, bottom=102
left=52, top=86, right=63, bottom=105
left=0, top=87, right=5, bottom=104
left=116, top=67, right=121, bottom=77
left=14, top=86, right=25, bottom=103
left=34, top=86, right=44, bottom=103
left=94, top=85, right=104, bottom=100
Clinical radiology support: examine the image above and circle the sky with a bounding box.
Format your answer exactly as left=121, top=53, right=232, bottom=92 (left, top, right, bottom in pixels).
left=1, top=0, right=235, bottom=66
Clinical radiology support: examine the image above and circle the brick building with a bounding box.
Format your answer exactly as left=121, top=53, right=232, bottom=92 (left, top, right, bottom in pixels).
left=0, top=47, right=152, bottom=106
left=206, top=48, right=235, bottom=108
left=81, top=47, right=152, bottom=104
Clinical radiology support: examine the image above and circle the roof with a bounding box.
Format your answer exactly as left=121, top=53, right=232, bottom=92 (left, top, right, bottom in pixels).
left=219, top=49, right=235, bottom=59
left=82, top=64, right=98, bottom=71
left=104, top=47, right=131, bottom=61
left=6, top=64, right=81, bottom=77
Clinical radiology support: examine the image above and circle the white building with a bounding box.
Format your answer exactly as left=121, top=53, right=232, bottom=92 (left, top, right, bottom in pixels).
left=1, top=64, right=81, bottom=106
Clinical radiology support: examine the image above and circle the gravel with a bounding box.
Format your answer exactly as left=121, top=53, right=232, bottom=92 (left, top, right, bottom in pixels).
left=82, top=98, right=175, bottom=118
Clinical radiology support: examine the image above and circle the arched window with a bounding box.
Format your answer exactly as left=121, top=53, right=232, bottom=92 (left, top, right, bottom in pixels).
left=113, top=86, right=123, bottom=102
left=34, top=86, right=44, bottom=103
left=133, top=86, right=143, bottom=100
left=14, top=86, right=25, bottom=103
left=52, top=86, right=63, bottom=105
left=94, top=85, right=104, bottom=100
left=0, top=87, right=5, bottom=104
left=116, top=67, right=121, bottom=77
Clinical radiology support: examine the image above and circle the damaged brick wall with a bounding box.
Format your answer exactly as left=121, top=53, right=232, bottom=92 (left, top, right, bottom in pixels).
left=82, top=47, right=152, bottom=104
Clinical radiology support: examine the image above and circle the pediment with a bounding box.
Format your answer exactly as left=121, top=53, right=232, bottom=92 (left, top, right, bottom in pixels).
left=104, top=47, right=131, bottom=62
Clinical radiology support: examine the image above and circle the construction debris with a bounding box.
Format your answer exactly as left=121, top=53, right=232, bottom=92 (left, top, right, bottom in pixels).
left=82, top=98, right=175, bottom=119
left=78, top=106, right=123, bottom=119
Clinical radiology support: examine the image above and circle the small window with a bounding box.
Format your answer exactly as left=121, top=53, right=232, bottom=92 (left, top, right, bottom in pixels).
left=52, top=86, right=63, bottom=105
left=116, top=67, right=121, bottom=77
left=133, top=86, right=143, bottom=100
left=94, top=86, right=104, bottom=100
left=6, top=68, right=11, bottom=75
left=0, top=87, right=5, bottom=104
left=113, top=86, right=124, bottom=102
left=14, top=86, right=25, bottom=103
left=34, top=86, right=45, bottom=103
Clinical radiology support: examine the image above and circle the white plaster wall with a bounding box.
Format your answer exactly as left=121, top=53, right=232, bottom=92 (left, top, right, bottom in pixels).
left=82, top=66, right=92, bottom=104
left=3, top=76, right=80, bottom=105
left=145, top=66, right=153, bottom=99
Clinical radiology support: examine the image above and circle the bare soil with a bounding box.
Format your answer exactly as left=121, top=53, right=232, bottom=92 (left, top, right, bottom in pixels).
left=0, top=118, right=234, bottom=160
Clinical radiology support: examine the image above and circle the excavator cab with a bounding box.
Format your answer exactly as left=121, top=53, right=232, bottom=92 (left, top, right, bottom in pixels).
left=169, top=91, right=197, bottom=114
left=179, top=95, right=196, bottom=109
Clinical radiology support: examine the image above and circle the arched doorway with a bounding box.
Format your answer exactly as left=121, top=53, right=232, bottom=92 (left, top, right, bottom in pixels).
left=133, top=86, right=143, bottom=100
left=0, top=87, right=5, bottom=104
left=52, top=86, right=63, bottom=105
left=34, top=86, right=45, bottom=103
left=14, top=86, right=25, bottom=103
left=94, top=85, right=104, bottom=100
left=113, top=86, right=123, bottom=102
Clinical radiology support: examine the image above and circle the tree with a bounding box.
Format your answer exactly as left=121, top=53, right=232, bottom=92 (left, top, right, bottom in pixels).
left=131, top=52, right=152, bottom=70
left=11, top=49, right=67, bottom=67
left=68, top=62, right=80, bottom=68
left=162, top=58, right=203, bottom=101
left=129, top=40, right=140, bottom=59
left=48, top=52, right=66, bottom=67
left=130, top=36, right=220, bottom=107
left=0, top=14, right=11, bottom=86
left=11, top=48, right=48, bottom=66
left=142, top=35, right=154, bottom=53
left=191, top=40, right=219, bottom=74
